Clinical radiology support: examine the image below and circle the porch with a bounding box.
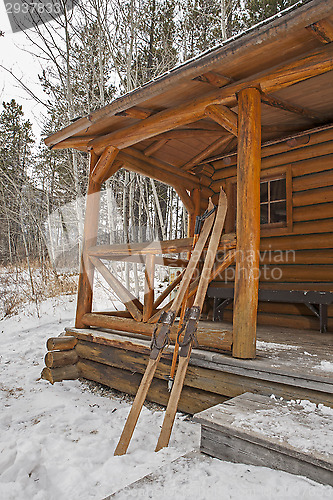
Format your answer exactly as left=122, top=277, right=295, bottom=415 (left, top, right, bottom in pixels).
left=59, top=320, right=333, bottom=413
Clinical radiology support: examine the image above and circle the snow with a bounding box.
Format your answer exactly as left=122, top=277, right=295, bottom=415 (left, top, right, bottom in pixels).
left=1, top=296, right=333, bottom=499
left=231, top=398, right=333, bottom=457
left=314, top=361, right=333, bottom=372
left=256, top=340, right=299, bottom=351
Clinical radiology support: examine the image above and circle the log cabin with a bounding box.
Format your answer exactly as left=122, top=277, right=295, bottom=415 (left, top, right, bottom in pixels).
left=42, top=0, right=333, bottom=412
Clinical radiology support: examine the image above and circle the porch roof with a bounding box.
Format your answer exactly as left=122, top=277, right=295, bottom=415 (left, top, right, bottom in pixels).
left=45, top=0, right=333, bottom=174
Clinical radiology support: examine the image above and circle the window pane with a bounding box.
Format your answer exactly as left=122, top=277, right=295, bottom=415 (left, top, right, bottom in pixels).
left=270, top=201, right=287, bottom=223
left=260, top=181, right=268, bottom=202
left=270, top=178, right=286, bottom=201
left=260, top=203, right=268, bottom=224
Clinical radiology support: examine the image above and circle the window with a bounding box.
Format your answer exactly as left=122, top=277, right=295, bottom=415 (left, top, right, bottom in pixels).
left=260, top=176, right=287, bottom=226
left=225, top=166, right=292, bottom=234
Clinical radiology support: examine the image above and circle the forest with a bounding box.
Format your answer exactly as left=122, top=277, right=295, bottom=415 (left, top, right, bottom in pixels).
left=0, top=0, right=298, bottom=316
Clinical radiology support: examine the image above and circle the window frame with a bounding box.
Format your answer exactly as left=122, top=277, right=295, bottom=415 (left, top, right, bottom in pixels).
left=225, top=165, right=293, bottom=236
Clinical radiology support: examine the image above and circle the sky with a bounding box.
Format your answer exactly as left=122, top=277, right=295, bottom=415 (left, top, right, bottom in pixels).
left=0, top=2, right=48, bottom=139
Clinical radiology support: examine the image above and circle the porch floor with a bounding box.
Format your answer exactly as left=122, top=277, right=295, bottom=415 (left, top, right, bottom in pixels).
left=66, top=320, right=333, bottom=410
left=197, top=320, right=333, bottom=385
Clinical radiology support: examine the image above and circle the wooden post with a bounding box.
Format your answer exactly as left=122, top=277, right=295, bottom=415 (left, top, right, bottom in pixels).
left=188, top=188, right=201, bottom=237
left=232, top=87, right=261, bottom=359
left=75, top=152, right=102, bottom=328
left=143, top=254, right=155, bottom=322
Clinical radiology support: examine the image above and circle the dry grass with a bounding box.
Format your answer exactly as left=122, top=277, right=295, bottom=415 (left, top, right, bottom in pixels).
left=0, top=261, right=78, bottom=319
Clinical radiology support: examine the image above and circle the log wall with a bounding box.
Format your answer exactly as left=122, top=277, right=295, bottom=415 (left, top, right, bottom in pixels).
left=210, top=127, right=333, bottom=331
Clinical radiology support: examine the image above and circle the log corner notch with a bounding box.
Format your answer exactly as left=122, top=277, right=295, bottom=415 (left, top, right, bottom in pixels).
left=41, top=335, right=80, bottom=384
left=232, top=87, right=261, bottom=360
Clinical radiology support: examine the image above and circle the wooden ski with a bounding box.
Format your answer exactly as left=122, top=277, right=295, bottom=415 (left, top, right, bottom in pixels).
left=155, top=188, right=227, bottom=452
left=114, top=200, right=216, bottom=456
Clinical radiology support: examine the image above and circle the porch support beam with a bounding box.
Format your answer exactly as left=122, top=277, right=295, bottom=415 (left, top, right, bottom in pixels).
left=260, top=92, right=325, bottom=122
left=205, top=105, right=238, bottom=136
left=91, top=145, right=120, bottom=184
left=144, top=139, right=168, bottom=156
left=143, top=255, right=155, bottom=322
left=89, top=44, right=333, bottom=155
left=232, top=87, right=261, bottom=359
left=175, top=186, right=195, bottom=214
left=75, top=152, right=102, bottom=328
left=182, top=135, right=233, bottom=171
left=306, top=19, right=333, bottom=44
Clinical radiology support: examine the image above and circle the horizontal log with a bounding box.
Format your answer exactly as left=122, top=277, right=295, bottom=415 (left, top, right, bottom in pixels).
left=260, top=265, right=333, bottom=283
left=218, top=264, right=333, bottom=283
left=93, top=311, right=132, bottom=318
left=88, top=233, right=236, bottom=257
left=44, top=349, right=79, bottom=369
left=260, top=249, right=333, bottom=265
left=81, top=313, right=233, bottom=352
left=291, top=219, right=333, bottom=236
left=51, top=136, right=96, bottom=150
left=183, top=136, right=233, bottom=171
left=211, top=281, right=333, bottom=292
left=260, top=233, right=333, bottom=251
left=256, top=301, right=333, bottom=318
left=211, top=151, right=333, bottom=190
left=211, top=126, right=333, bottom=180
left=214, top=300, right=326, bottom=318
left=89, top=44, right=333, bottom=154
left=223, top=310, right=333, bottom=332
left=77, top=359, right=225, bottom=414
left=261, top=141, right=333, bottom=171
left=293, top=186, right=333, bottom=207
left=88, top=237, right=193, bottom=257
left=260, top=92, right=325, bottom=122
left=75, top=340, right=237, bottom=397
left=293, top=203, right=333, bottom=222
left=293, top=170, right=333, bottom=192
left=75, top=338, right=333, bottom=407
left=292, top=154, right=333, bottom=177
left=95, top=254, right=188, bottom=267
left=41, top=364, right=80, bottom=384
left=46, top=336, right=77, bottom=351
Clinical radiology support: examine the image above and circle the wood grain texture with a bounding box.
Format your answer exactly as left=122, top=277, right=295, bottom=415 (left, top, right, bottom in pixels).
left=77, top=358, right=225, bottom=414
left=81, top=314, right=233, bottom=352
left=75, top=153, right=101, bottom=328
left=233, top=88, right=261, bottom=359
left=205, top=105, right=238, bottom=136
left=46, top=336, right=77, bottom=351
left=143, top=255, right=155, bottom=322
left=44, top=349, right=78, bottom=369
left=89, top=256, right=143, bottom=321
left=195, top=393, right=333, bottom=486
left=89, top=44, right=333, bottom=155
left=41, top=365, right=80, bottom=384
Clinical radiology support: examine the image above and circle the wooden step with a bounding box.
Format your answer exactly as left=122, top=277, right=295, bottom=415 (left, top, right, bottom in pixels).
left=193, top=392, right=333, bottom=486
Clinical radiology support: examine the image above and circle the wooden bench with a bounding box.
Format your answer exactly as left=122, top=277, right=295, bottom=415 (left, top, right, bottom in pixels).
left=207, top=285, right=333, bottom=333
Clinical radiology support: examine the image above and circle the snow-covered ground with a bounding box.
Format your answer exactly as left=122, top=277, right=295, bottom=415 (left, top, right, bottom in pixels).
left=0, top=295, right=332, bottom=499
